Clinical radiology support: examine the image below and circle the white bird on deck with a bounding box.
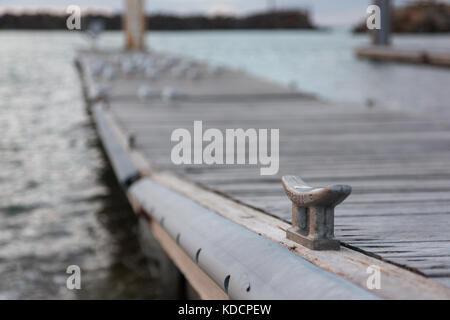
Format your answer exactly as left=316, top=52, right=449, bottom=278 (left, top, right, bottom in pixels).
left=145, top=66, right=161, bottom=80
left=158, top=57, right=178, bottom=72
left=161, top=87, right=183, bottom=102
left=187, top=68, right=202, bottom=80
left=174, top=65, right=189, bottom=79
left=91, top=84, right=110, bottom=101
left=121, top=58, right=137, bottom=75
left=90, top=60, right=105, bottom=77
left=138, top=85, right=160, bottom=100
left=102, top=65, right=118, bottom=81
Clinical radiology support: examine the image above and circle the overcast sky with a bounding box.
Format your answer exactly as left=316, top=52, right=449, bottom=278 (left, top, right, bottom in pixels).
left=0, top=0, right=447, bottom=26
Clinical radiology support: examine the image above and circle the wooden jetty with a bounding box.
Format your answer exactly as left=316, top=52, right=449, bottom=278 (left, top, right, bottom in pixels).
left=356, top=46, right=450, bottom=68
left=75, top=49, right=450, bottom=299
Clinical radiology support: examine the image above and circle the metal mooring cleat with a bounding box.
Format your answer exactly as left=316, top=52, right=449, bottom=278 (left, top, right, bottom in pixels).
left=282, top=176, right=352, bottom=251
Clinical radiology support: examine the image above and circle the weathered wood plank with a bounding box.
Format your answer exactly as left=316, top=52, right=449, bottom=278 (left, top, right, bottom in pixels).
left=356, top=46, right=450, bottom=67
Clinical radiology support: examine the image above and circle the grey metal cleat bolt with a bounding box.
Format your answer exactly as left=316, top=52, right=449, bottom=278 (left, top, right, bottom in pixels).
left=281, top=176, right=351, bottom=251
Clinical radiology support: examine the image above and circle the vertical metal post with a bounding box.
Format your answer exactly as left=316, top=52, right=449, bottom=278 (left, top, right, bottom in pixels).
left=373, top=0, right=391, bottom=46
left=281, top=176, right=351, bottom=251
left=124, top=0, right=146, bottom=50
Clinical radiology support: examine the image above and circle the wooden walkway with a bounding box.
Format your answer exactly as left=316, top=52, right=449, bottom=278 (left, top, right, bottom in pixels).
left=78, top=50, right=450, bottom=291
left=356, top=46, right=450, bottom=67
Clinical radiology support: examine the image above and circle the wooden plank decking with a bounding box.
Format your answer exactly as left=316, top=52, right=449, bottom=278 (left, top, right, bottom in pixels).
left=78, top=50, right=450, bottom=291
left=356, top=46, right=450, bottom=67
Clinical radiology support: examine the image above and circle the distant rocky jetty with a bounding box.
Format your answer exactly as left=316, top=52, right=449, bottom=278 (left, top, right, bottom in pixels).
left=354, top=1, right=450, bottom=33
left=0, top=10, right=316, bottom=30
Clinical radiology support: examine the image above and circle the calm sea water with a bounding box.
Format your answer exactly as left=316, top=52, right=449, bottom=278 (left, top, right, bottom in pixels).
left=0, top=32, right=160, bottom=299
left=0, top=29, right=449, bottom=299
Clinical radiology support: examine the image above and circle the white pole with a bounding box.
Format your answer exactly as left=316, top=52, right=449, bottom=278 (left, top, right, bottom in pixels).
left=124, top=0, right=146, bottom=50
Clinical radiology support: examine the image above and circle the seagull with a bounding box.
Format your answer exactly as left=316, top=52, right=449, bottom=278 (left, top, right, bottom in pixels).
left=162, top=87, right=183, bottom=102
left=145, top=66, right=161, bottom=80
left=138, top=85, right=160, bottom=100
left=121, top=59, right=137, bottom=75
left=90, top=60, right=105, bottom=77
left=174, top=65, right=189, bottom=79
left=102, top=65, right=118, bottom=81
left=187, top=68, right=202, bottom=80
left=91, top=84, right=110, bottom=101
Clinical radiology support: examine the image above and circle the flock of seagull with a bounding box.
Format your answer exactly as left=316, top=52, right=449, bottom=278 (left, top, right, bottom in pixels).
left=87, top=52, right=225, bottom=102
